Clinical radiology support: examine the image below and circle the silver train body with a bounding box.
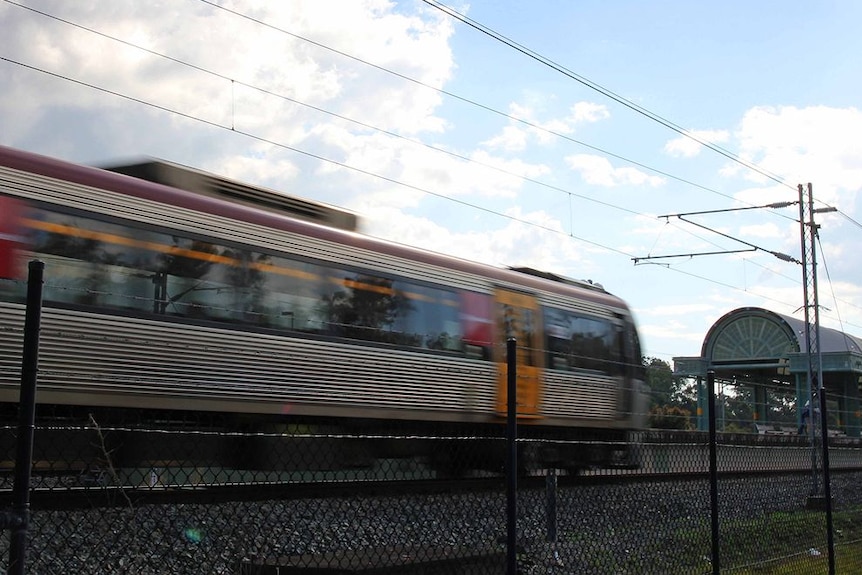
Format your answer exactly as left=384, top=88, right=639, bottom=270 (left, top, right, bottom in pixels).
left=0, top=146, right=649, bottom=448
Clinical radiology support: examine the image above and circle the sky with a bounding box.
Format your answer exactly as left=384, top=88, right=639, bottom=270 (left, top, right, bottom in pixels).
left=2, top=0, right=862, bottom=365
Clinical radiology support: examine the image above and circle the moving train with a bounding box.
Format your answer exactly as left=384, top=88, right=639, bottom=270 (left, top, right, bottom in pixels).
left=0, top=145, right=649, bottom=472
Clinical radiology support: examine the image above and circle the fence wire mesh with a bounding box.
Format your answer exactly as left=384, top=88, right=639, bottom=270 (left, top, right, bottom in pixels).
left=1, top=412, right=861, bottom=574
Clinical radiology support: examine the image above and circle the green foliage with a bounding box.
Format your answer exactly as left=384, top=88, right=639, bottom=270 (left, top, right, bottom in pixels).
left=644, top=356, right=698, bottom=429
left=644, top=356, right=674, bottom=407
left=649, top=404, right=694, bottom=429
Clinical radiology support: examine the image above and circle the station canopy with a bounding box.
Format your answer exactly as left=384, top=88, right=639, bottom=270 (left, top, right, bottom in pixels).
left=673, top=306, right=862, bottom=388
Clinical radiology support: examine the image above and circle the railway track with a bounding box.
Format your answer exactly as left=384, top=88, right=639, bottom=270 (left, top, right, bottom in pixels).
left=11, top=463, right=862, bottom=511
left=3, top=427, right=861, bottom=510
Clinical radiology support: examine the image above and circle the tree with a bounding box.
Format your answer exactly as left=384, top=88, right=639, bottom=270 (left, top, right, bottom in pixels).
left=644, top=357, right=697, bottom=429
left=644, top=357, right=674, bottom=409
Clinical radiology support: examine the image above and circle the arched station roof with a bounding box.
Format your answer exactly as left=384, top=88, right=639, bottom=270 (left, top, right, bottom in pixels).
left=674, top=307, right=862, bottom=383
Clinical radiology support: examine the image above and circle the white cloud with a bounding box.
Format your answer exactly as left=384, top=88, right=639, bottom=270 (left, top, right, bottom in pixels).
left=481, top=100, right=610, bottom=151
left=737, top=222, right=783, bottom=239
left=731, top=183, right=795, bottom=207
left=565, top=154, right=665, bottom=187
left=0, top=1, right=455, bottom=162
left=638, top=303, right=715, bottom=316
left=361, top=204, right=588, bottom=274
left=663, top=129, right=730, bottom=158
left=569, top=102, right=610, bottom=123
left=733, top=105, right=862, bottom=206
left=481, top=125, right=529, bottom=152
left=639, top=320, right=706, bottom=344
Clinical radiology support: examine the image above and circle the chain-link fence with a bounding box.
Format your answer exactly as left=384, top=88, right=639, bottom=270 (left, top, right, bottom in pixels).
left=1, top=412, right=862, bottom=574
left=2, top=265, right=861, bottom=574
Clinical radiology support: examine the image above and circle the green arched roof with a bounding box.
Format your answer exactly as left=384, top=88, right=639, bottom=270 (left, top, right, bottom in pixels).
left=703, top=307, right=862, bottom=362
left=673, top=307, right=862, bottom=379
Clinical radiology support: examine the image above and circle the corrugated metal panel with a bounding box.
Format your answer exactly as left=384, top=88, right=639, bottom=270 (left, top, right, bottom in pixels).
left=0, top=304, right=497, bottom=417
left=540, top=371, right=619, bottom=421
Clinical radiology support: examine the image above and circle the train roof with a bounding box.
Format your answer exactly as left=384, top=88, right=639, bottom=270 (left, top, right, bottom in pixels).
left=103, top=159, right=358, bottom=232
left=0, top=145, right=629, bottom=313
left=508, top=267, right=605, bottom=292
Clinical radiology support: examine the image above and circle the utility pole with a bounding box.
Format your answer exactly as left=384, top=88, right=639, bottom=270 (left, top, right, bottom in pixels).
left=798, top=183, right=820, bottom=495
left=635, top=188, right=837, bottom=573
left=798, top=182, right=836, bottom=574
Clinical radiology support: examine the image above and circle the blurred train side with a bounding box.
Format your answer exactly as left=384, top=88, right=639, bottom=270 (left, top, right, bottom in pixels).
left=0, top=146, right=649, bottom=470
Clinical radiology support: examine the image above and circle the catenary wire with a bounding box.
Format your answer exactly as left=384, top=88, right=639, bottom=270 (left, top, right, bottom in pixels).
left=4, top=0, right=768, bottom=246
left=3, top=3, right=858, bottom=344
left=421, top=0, right=846, bottom=220
left=0, top=55, right=825, bottom=325
left=420, top=0, right=795, bottom=191
left=0, top=55, right=635, bottom=260
left=1, top=0, right=749, bottom=251
left=191, top=0, right=795, bottom=214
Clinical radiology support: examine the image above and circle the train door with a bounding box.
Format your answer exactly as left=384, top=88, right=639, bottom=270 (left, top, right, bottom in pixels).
left=494, top=289, right=543, bottom=418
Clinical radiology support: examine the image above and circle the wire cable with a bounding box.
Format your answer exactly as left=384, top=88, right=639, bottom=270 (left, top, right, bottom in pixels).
left=4, top=3, right=855, bottom=345
left=0, top=54, right=637, bottom=260
left=421, top=0, right=796, bottom=191
left=1, top=0, right=766, bottom=230
left=0, top=54, right=824, bottom=323
left=192, top=0, right=777, bottom=209
left=1, top=0, right=770, bottom=253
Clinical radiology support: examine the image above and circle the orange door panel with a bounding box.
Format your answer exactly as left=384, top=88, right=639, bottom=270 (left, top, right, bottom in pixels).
left=494, top=289, right=543, bottom=418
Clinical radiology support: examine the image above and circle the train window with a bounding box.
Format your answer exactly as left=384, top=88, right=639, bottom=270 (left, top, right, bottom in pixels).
left=544, top=307, right=622, bottom=375
left=398, top=281, right=461, bottom=352
left=313, top=269, right=462, bottom=351
left=20, top=206, right=466, bottom=356
left=27, top=211, right=159, bottom=312
left=255, top=255, right=327, bottom=332
left=315, top=270, right=400, bottom=342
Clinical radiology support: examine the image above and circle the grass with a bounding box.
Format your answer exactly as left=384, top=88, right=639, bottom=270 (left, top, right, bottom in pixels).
left=715, top=508, right=862, bottom=574
left=551, top=507, right=862, bottom=573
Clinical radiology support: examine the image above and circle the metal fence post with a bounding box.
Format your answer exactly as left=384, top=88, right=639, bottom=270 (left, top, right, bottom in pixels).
left=8, top=260, right=45, bottom=575
left=506, top=337, right=517, bottom=575
left=546, top=468, right=557, bottom=543
left=818, top=388, right=835, bottom=574
left=707, top=370, right=720, bottom=575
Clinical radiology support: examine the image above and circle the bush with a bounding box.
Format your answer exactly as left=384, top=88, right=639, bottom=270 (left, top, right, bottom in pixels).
left=649, top=405, right=694, bottom=430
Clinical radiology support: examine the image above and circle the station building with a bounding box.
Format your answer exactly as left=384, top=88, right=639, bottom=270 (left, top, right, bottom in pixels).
left=672, top=307, right=862, bottom=437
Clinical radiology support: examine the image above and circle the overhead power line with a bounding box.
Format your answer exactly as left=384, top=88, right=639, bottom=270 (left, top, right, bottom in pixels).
left=3, top=1, right=859, bottom=335
left=0, top=54, right=637, bottom=260
left=3, top=0, right=759, bottom=217
left=421, top=0, right=796, bottom=191
left=2, top=0, right=782, bottom=255
left=5, top=53, right=848, bottom=331
left=191, top=0, right=770, bottom=207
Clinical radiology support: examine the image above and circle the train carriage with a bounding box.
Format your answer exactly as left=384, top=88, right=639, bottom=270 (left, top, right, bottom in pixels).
left=0, top=145, right=649, bottom=472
